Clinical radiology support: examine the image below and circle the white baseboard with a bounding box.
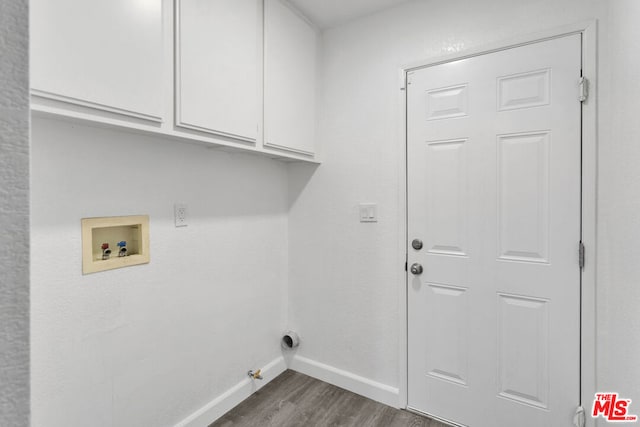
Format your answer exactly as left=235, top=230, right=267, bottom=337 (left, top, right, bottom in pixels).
left=174, top=356, right=287, bottom=427
left=289, top=355, right=400, bottom=408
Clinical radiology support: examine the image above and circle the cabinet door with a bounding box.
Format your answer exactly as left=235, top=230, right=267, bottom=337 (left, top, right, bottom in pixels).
left=264, top=0, right=317, bottom=156
left=31, top=0, right=164, bottom=122
left=176, top=0, right=260, bottom=142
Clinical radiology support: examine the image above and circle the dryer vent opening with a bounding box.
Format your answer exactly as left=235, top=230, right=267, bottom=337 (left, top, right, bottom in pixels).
left=281, top=331, right=299, bottom=349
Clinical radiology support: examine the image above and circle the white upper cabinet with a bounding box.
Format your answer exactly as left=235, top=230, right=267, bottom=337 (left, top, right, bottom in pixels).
left=30, top=0, right=164, bottom=122
left=175, top=0, right=260, bottom=143
left=264, top=0, right=318, bottom=156
left=30, top=0, right=319, bottom=162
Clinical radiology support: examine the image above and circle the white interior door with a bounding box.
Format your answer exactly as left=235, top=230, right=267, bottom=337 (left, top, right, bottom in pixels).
left=407, top=34, right=582, bottom=427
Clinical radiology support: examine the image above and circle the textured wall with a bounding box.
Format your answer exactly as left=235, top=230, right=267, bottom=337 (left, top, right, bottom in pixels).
left=31, top=118, right=289, bottom=427
left=25, top=1, right=640, bottom=425
left=596, top=0, right=640, bottom=419
left=0, top=0, right=30, bottom=426
left=289, top=0, right=609, bottom=402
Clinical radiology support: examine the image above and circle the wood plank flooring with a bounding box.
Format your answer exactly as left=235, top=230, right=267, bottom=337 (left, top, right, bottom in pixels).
left=210, top=370, right=449, bottom=427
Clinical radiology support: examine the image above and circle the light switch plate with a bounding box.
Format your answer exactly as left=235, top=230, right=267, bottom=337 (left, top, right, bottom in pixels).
left=359, top=203, right=378, bottom=222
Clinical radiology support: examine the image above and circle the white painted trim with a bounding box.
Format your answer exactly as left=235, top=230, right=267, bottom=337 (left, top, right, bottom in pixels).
left=176, top=121, right=257, bottom=144
left=396, top=67, right=409, bottom=409
left=401, top=20, right=597, bottom=72
left=173, top=0, right=184, bottom=135
left=579, top=20, right=598, bottom=427
left=407, top=407, right=466, bottom=427
left=31, top=89, right=164, bottom=123
left=263, top=140, right=316, bottom=157
left=290, top=355, right=400, bottom=408
left=398, top=21, right=598, bottom=425
left=174, top=356, right=287, bottom=427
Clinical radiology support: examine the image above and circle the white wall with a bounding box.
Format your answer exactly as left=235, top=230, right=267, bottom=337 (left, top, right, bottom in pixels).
left=288, top=0, right=640, bottom=411
left=27, top=0, right=640, bottom=425
left=597, top=0, right=640, bottom=409
left=0, top=0, right=30, bottom=426
left=30, top=118, right=289, bottom=427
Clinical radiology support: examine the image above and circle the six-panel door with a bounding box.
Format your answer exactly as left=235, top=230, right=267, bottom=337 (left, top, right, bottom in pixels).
left=407, top=34, right=582, bottom=427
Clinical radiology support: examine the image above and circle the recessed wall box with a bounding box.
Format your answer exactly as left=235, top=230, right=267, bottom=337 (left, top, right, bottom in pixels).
left=81, top=215, right=150, bottom=274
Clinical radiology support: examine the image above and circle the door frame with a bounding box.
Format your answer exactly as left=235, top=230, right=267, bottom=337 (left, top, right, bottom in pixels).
left=396, top=21, right=597, bottom=425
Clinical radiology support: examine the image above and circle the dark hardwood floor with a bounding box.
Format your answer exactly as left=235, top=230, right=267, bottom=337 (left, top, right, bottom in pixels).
left=210, top=370, right=449, bottom=427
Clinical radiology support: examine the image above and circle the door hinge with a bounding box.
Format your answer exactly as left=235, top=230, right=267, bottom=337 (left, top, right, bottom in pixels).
left=573, top=406, right=585, bottom=427
left=579, top=241, right=585, bottom=270
left=578, top=76, right=589, bottom=102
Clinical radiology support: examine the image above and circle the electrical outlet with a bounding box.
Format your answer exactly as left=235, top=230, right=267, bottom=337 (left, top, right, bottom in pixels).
left=174, top=203, right=188, bottom=227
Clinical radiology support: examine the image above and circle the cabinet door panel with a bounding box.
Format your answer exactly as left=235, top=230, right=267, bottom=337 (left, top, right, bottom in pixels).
left=264, top=0, right=317, bottom=155
left=31, top=0, right=164, bottom=122
left=176, top=0, right=259, bottom=142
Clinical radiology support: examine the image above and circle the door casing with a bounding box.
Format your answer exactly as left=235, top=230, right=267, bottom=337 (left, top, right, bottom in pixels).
left=396, top=20, right=597, bottom=426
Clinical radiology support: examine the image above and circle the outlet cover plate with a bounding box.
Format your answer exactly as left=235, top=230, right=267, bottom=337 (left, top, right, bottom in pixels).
left=175, top=203, right=188, bottom=227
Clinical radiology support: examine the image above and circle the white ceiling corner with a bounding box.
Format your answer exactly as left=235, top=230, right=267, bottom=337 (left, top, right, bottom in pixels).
left=286, top=0, right=415, bottom=29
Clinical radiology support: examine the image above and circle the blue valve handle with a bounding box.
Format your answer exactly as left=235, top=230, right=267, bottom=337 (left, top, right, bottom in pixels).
left=117, top=241, right=127, bottom=247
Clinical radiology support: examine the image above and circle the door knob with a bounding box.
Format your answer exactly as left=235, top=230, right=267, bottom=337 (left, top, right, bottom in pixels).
left=410, top=263, right=423, bottom=275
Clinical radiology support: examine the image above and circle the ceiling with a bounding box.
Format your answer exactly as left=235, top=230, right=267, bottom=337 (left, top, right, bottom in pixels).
left=287, top=0, right=414, bottom=29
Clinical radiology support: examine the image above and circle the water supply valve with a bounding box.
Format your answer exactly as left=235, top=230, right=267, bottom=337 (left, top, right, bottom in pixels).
left=247, top=369, right=263, bottom=380
left=101, top=243, right=112, bottom=260
left=117, top=241, right=127, bottom=257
